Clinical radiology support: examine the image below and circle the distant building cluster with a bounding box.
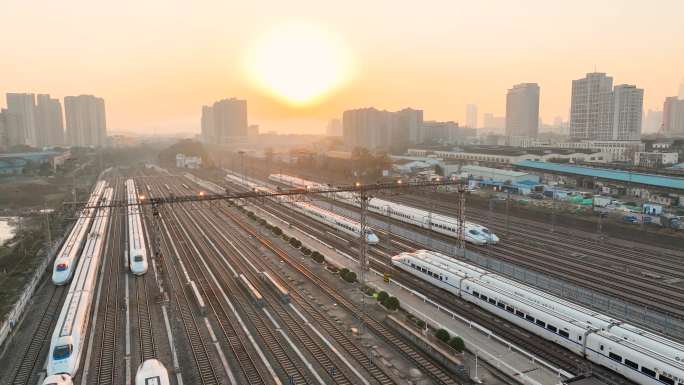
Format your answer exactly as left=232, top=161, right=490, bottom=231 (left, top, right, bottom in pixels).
left=506, top=83, right=540, bottom=138
left=201, top=98, right=248, bottom=144
left=176, top=153, right=202, bottom=169
left=663, top=96, right=684, bottom=137
left=0, top=93, right=107, bottom=149
left=569, top=73, right=643, bottom=141
left=340, top=107, right=475, bottom=151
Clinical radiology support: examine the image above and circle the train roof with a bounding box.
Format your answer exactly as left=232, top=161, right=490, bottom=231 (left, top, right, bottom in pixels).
left=597, top=330, right=684, bottom=371
left=58, top=291, right=87, bottom=337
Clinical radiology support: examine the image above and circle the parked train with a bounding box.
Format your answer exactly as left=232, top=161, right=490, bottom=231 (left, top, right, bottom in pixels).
left=52, top=180, right=107, bottom=285
left=268, top=173, right=499, bottom=245
left=224, top=173, right=379, bottom=244
left=135, top=359, right=170, bottom=385
left=126, top=179, right=148, bottom=275
left=44, top=188, right=114, bottom=384
left=392, top=250, right=684, bottom=385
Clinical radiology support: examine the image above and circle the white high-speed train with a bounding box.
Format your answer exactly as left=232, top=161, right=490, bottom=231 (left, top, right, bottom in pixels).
left=225, top=173, right=380, bottom=244
left=268, top=174, right=499, bottom=245
left=44, top=188, right=114, bottom=384
left=126, top=179, right=148, bottom=275
left=392, top=250, right=684, bottom=385
left=52, top=181, right=107, bottom=285
left=135, top=359, right=170, bottom=385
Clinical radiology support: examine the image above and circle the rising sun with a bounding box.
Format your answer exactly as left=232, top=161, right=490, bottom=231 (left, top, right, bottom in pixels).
left=245, top=23, right=353, bottom=106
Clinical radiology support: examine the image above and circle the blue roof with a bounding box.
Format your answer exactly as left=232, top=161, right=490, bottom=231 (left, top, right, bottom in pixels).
left=515, top=160, right=684, bottom=190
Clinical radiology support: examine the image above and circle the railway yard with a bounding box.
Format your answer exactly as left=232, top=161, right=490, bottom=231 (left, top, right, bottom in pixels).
left=0, top=165, right=683, bottom=385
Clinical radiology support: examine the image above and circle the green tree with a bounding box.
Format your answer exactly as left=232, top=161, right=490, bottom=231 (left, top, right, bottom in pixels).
left=384, top=296, right=400, bottom=311
left=435, top=329, right=450, bottom=343
left=377, top=291, right=389, bottom=303
left=448, top=336, right=465, bottom=352
left=343, top=271, right=357, bottom=283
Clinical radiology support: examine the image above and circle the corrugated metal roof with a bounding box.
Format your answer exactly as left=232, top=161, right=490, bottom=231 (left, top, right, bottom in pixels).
left=515, top=160, right=684, bottom=190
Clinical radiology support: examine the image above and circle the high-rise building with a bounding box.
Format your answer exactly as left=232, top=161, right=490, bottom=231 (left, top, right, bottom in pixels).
left=326, top=118, right=342, bottom=137
left=35, top=94, right=64, bottom=147
left=0, top=109, right=25, bottom=146
left=343, top=108, right=396, bottom=150
left=206, top=98, right=247, bottom=144
left=570, top=72, right=614, bottom=140
left=679, top=79, right=684, bottom=99
left=466, top=104, right=478, bottom=128
left=663, top=97, right=684, bottom=137
left=505, top=83, right=540, bottom=138
left=483, top=113, right=505, bottom=132
left=397, top=108, right=424, bottom=144
left=643, top=109, right=663, bottom=133
left=64, top=95, right=107, bottom=147
left=611, top=84, right=643, bottom=141
left=201, top=105, right=215, bottom=143
left=6, top=93, right=37, bottom=147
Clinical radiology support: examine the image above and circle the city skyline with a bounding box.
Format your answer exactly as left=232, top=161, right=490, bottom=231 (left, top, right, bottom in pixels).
left=1, top=0, right=683, bottom=135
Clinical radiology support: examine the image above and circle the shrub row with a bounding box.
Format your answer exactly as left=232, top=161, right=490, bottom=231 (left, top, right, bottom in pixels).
left=376, top=290, right=399, bottom=310
left=435, top=329, right=465, bottom=352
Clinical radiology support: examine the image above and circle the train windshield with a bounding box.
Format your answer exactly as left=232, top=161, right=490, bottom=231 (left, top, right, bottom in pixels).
left=481, top=228, right=491, bottom=234
left=468, top=229, right=480, bottom=235
left=56, top=263, right=68, bottom=271
left=134, top=255, right=143, bottom=262
left=53, top=344, right=72, bottom=360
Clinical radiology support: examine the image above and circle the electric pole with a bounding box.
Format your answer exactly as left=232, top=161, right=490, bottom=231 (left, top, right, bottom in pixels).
left=357, top=191, right=369, bottom=335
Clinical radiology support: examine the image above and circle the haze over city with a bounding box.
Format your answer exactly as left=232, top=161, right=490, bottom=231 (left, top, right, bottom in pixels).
left=2, top=0, right=683, bottom=134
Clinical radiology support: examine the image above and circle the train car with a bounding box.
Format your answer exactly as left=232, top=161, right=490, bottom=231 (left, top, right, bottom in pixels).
left=291, top=201, right=380, bottom=244
left=391, top=250, right=684, bottom=385
left=126, top=179, right=148, bottom=275
left=239, top=274, right=264, bottom=308
left=135, top=359, right=171, bottom=385
left=52, top=180, right=106, bottom=285
left=45, top=189, right=113, bottom=383
left=227, top=173, right=380, bottom=244
left=267, top=173, right=499, bottom=245
left=42, top=374, right=73, bottom=385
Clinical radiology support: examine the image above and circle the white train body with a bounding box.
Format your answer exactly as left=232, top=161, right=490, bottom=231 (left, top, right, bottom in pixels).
left=391, top=250, right=684, bottom=385
left=45, top=188, right=113, bottom=382
left=52, top=180, right=106, bottom=285
left=225, top=173, right=379, bottom=244
left=41, top=374, right=73, bottom=385
left=267, top=174, right=498, bottom=245
left=135, top=359, right=171, bottom=385
left=126, top=179, right=148, bottom=275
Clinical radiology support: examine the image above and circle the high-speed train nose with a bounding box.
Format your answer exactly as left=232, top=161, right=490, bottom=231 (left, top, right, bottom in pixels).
left=367, top=233, right=380, bottom=244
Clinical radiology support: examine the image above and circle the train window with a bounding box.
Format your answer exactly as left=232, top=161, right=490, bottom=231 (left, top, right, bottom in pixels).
left=53, top=345, right=72, bottom=360
left=515, top=310, right=524, bottom=318
left=608, top=352, right=622, bottom=362
left=535, top=320, right=546, bottom=328
left=505, top=306, right=514, bottom=313
left=600, top=345, right=604, bottom=351
left=641, top=367, right=656, bottom=378
left=559, top=330, right=569, bottom=338
left=658, top=375, right=675, bottom=385
left=472, top=291, right=480, bottom=297
left=578, top=335, right=582, bottom=341
left=411, top=263, right=416, bottom=268
left=488, top=298, right=496, bottom=305
left=546, top=325, right=557, bottom=333
left=624, top=359, right=638, bottom=370
left=525, top=315, right=535, bottom=322
left=134, top=256, right=143, bottom=262
left=497, top=302, right=505, bottom=309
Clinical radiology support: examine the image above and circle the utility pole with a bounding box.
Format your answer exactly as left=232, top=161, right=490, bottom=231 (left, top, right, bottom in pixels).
left=456, top=185, right=466, bottom=258
left=44, top=202, right=52, bottom=256
left=357, top=191, right=369, bottom=335
left=505, top=190, right=511, bottom=237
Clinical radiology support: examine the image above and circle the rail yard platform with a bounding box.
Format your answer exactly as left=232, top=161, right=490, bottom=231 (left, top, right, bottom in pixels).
left=254, top=205, right=570, bottom=385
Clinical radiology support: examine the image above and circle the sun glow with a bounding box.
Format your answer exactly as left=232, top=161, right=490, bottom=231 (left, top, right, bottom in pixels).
left=246, top=23, right=353, bottom=106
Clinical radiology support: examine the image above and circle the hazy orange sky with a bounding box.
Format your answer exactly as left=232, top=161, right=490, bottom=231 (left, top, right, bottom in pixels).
left=1, top=0, right=683, bottom=135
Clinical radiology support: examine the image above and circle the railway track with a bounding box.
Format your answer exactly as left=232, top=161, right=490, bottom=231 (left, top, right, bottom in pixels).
left=151, top=200, right=220, bottom=385
left=222, top=178, right=637, bottom=385
left=92, top=179, right=124, bottom=385
left=192, top=203, right=384, bottom=385
left=4, top=284, right=67, bottom=385
left=213, top=202, right=460, bottom=385
left=161, top=202, right=269, bottom=385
